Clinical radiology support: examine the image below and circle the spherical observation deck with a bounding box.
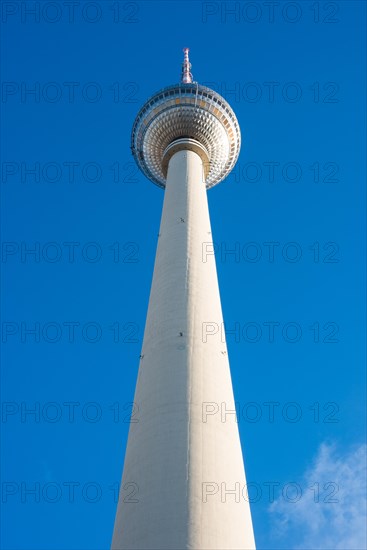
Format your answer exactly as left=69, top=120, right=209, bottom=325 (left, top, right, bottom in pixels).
left=131, top=81, right=241, bottom=189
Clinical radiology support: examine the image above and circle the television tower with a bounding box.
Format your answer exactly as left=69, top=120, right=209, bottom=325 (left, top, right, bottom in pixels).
left=111, top=49, right=256, bottom=550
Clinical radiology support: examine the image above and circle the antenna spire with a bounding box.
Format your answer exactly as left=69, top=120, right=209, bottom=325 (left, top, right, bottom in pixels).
left=181, top=47, right=193, bottom=84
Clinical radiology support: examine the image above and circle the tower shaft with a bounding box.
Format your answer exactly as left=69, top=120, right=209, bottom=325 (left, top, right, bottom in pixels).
left=112, top=147, right=255, bottom=549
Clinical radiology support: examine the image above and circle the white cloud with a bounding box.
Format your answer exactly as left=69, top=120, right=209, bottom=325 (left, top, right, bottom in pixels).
left=269, top=442, right=367, bottom=550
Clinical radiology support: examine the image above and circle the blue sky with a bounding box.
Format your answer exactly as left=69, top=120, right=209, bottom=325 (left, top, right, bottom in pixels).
left=1, top=1, right=366, bottom=549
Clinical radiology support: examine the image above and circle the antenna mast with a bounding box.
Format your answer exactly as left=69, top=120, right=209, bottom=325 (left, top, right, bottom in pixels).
left=181, top=47, right=193, bottom=83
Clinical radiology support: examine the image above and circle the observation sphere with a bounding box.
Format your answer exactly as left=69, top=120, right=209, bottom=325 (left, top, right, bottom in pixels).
left=131, top=82, right=241, bottom=189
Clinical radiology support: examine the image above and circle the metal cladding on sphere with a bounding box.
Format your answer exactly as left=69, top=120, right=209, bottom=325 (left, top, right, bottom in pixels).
left=131, top=71, right=241, bottom=189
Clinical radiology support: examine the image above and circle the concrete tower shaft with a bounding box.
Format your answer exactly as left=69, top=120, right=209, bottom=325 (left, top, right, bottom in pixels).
left=111, top=50, right=255, bottom=549
left=112, top=148, right=255, bottom=549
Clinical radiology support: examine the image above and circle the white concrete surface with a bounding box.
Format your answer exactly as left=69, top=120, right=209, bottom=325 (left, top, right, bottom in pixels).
left=111, top=148, right=256, bottom=550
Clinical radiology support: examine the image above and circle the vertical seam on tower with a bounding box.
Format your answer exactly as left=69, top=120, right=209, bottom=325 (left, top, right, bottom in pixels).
left=185, top=167, right=192, bottom=547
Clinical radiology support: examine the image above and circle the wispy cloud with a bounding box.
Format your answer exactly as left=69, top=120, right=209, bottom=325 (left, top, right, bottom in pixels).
left=269, top=442, right=367, bottom=550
